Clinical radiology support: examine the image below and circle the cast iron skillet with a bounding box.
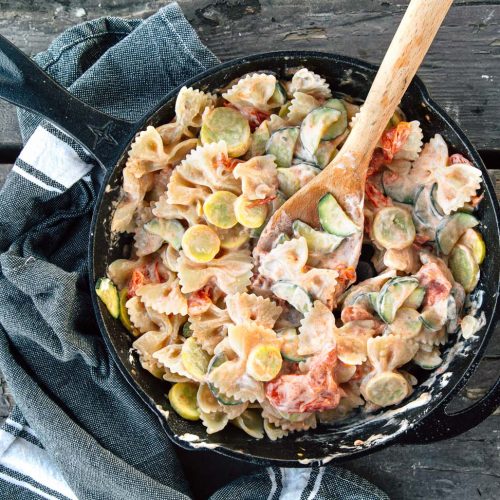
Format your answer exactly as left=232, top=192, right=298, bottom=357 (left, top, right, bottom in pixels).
left=1, top=37, right=499, bottom=465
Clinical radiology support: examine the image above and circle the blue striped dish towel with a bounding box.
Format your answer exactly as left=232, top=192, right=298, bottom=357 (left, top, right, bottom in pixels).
left=0, top=3, right=389, bottom=499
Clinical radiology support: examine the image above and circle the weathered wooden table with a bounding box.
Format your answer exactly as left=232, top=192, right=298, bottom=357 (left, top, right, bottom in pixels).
left=0, top=1, right=498, bottom=499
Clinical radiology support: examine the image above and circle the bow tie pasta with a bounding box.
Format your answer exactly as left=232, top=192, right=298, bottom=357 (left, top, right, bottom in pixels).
left=98, top=66, right=486, bottom=441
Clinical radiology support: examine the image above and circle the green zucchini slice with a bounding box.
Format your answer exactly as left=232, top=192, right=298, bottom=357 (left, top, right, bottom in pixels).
left=268, top=82, right=287, bottom=108
left=232, top=409, right=265, bottom=439
left=412, top=185, right=442, bottom=239
left=182, top=321, right=193, bottom=338
left=402, top=286, right=425, bottom=309
left=265, top=127, right=300, bottom=168
left=95, top=277, right=120, bottom=319
left=200, top=107, right=251, bottom=157
left=376, top=276, right=419, bottom=323
left=300, top=106, right=342, bottom=154
left=144, top=218, right=185, bottom=250
left=324, top=98, right=348, bottom=139
left=292, top=220, right=343, bottom=253
left=318, top=193, right=360, bottom=237
left=449, top=244, right=480, bottom=293
left=382, top=169, right=416, bottom=204
left=277, top=328, right=307, bottom=362
left=436, top=212, right=479, bottom=256
left=388, top=307, right=422, bottom=338
left=413, top=348, right=442, bottom=370
left=372, top=206, right=416, bottom=250
left=271, top=281, right=312, bottom=314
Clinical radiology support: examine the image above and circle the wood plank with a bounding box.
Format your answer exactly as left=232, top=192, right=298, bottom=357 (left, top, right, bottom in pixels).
left=0, top=0, right=498, bottom=151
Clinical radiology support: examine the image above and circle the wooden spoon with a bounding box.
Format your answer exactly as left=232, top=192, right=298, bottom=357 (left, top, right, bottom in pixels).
left=255, top=0, right=453, bottom=292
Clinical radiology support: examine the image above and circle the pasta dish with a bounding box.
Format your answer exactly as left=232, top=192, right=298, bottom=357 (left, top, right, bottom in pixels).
left=95, top=68, right=485, bottom=440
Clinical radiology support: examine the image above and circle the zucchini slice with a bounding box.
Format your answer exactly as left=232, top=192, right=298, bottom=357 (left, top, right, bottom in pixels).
left=182, top=321, right=193, bottom=338
left=449, top=244, right=480, bottom=293
left=430, top=183, right=445, bottom=217
left=412, top=185, right=442, bottom=239
left=376, top=276, right=419, bottom=323
left=182, top=224, right=221, bottom=263
left=168, top=382, right=200, bottom=421
left=314, top=140, right=338, bottom=169
left=144, top=218, right=185, bottom=251
left=292, top=220, right=343, bottom=253
left=381, top=169, right=416, bottom=204
left=95, top=278, right=120, bottom=319
left=216, top=225, right=251, bottom=250
left=250, top=121, right=271, bottom=157
left=324, top=98, right=348, bottom=139
left=269, top=82, right=287, bottom=108
left=277, top=328, right=307, bottom=362
left=265, top=127, right=300, bottom=168
left=363, top=372, right=410, bottom=407
left=232, top=409, right=264, bottom=439
left=457, top=228, right=486, bottom=265
left=200, top=107, right=251, bottom=157
left=277, top=164, right=321, bottom=198
left=234, top=195, right=268, bottom=229
left=207, top=353, right=242, bottom=405
left=246, top=344, right=282, bottom=381
left=181, top=337, right=210, bottom=381
left=271, top=281, right=312, bottom=314
left=318, top=193, right=360, bottom=237
left=402, top=286, right=425, bottom=310
left=300, top=106, right=342, bottom=154
left=413, top=348, right=442, bottom=370
left=419, top=303, right=447, bottom=331
left=203, top=191, right=238, bottom=229
left=372, top=206, right=416, bottom=250
left=119, top=288, right=134, bottom=333
left=436, top=212, right=479, bottom=256
left=388, top=307, right=422, bottom=338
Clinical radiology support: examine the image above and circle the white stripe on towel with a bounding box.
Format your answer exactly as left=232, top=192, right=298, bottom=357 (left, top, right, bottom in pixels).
left=279, top=468, right=311, bottom=500
left=19, top=127, right=93, bottom=189
left=307, top=467, right=325, bottom=500
left=267, top=467, right=278, bottom=500
left=0, top=471, right=60, bottom=500
left=13, top=166, right=63, bottom=193
left=0, top=430, right=77, bottom=499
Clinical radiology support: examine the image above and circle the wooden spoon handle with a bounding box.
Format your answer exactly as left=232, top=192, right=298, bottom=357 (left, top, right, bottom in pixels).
left=339, top=0, right=453, bottom=168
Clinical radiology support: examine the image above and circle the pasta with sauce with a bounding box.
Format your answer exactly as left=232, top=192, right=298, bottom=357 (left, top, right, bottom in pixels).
left=95, top=67, right=486, bottom=440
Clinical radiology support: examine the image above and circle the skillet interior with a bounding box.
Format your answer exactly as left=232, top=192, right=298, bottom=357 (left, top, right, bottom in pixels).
left=90, top=52, right=500, bottom=465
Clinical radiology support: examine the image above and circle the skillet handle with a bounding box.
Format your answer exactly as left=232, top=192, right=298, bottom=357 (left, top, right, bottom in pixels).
left=0, top=33, right=137, bottom=167
left=400, top=371, right=500, bottom=444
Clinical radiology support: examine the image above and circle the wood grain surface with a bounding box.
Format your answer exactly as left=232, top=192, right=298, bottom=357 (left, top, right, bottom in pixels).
left=0, top=2, right=498, bottom=499
left=0, top=0, right=499, bottom=153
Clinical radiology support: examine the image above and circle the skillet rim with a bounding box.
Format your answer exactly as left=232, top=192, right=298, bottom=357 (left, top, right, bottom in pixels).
left=88, top=50, right=500, bottom=466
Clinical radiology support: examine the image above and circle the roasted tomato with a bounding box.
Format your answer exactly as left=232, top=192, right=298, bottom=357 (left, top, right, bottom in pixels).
left=265, top=348, right=342, bottom=413
left=127, top=268, right=150, bottom=298
left=416, top=262, right=452, bottom=307
left=367, top=148, right=385, bottom=177
left=187, top=287, right=213, bottom=315
left=341, top=305, right=374, bottom=323
left=213, top=153, right=243, bottom=172
left=381, top=121, right=411, bottom=162
left=365, top=182, right=392, bottom=209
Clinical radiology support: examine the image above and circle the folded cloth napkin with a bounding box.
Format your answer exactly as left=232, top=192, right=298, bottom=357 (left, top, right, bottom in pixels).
left=0, top=3, right=389, bottom=499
